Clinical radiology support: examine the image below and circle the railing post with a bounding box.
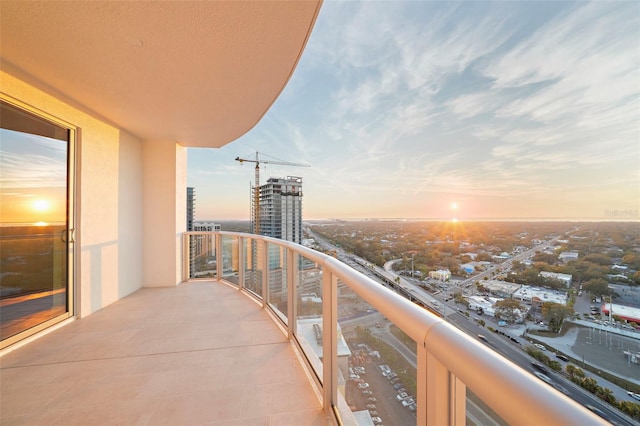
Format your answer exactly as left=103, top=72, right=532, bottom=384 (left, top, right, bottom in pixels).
left=287, top=248, right=296, bottom=339
left=321, top=267, right=337, bottom=414
left=238, top=236, right=245, bottom=290
left=216, top=232, right=222, bottom=280
left=182, top=233, right=189, bottom=282
left=417, top=342, right=428, bottom=426
left=260, top=239, right=268, bottom=308
left=452, top=377, right=466, bottom=426
left=426, top=351, right=453, bottom=426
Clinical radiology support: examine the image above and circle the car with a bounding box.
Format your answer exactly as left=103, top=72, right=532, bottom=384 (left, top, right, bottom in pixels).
left=367, top=397, right=377, bottom=403
left=533, top=371, right=552, bottom=384
left=354, top=366, right=366, bottom=374
left=407, top=403, right=417, bottom=412
left=397, top=392, right=409, bottom=401
left=532, top=363, right=550, bottom=375
left=393, top=383, right=403, bottom=390
left=402, top=398, right=415, bottom=407
left=349, top=374, right=360, bottom=380
left=555, top=354, right=569, bottom=362
left=369, top=411, right=379, bottom=416
left=365, top=404, right=377, bottom=410
left=628, top=391, right=640, bottom=401
left=534, top=343, right=547, bottom=351
left=371, top=417, right=382, bottom=425
left=358, top=382, right=370, bottom=389
left=477, top=334, right=488, bottom=342
left=361, top=390, right=373, bottom=396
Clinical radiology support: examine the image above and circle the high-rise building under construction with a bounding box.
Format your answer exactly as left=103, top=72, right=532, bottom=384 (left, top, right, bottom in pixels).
left=255, top=176, right=303, bottom=244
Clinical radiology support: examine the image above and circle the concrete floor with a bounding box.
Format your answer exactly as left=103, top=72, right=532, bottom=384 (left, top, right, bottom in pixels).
left=1, top=281, right=330, bottom=425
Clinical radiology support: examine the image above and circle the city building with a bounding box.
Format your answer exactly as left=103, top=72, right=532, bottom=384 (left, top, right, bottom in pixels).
left=512, top=286, right=568, bottom=305
left=480, top=280, right=521, bottom=298
left=258, top=176, right=304, bottom=244
left=429, top=269, right=451, bottom=281
left=468, top=296, right=500, bottom=316
left=187, top=187, right=195, bottom=231
left=601, top=303, right=640, bottom=324
left=558, top=251, right=579, bottom=262
left=0, top=3, right=602, bottom=425
left=539, top=271, right=573, bottom=287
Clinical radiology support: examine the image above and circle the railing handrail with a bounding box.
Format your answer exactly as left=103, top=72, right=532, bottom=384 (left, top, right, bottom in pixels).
left=210, top=231, right=605, bottom=425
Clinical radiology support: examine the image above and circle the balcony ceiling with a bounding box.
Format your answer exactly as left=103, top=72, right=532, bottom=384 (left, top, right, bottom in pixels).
left=0, top=1, right=322, bottom=148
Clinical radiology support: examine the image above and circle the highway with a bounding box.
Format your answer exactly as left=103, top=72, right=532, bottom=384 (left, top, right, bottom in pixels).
left=306, top=227, right=634, bottom=425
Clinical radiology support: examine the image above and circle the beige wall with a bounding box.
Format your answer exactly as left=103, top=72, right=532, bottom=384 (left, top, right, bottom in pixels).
left=1, top=71, right=144, bottom=317
left=142, top=140, right=187, bottom=287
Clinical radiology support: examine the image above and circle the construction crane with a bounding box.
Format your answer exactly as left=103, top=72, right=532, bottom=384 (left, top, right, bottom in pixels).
left=235, top=152, right=310, bottom=235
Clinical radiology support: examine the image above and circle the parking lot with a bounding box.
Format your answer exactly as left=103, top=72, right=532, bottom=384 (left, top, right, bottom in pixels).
left=345, top=349, right=417, bottom=425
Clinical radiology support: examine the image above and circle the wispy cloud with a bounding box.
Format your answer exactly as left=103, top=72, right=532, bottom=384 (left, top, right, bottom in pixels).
left=189, top=1, right=639, bottom=220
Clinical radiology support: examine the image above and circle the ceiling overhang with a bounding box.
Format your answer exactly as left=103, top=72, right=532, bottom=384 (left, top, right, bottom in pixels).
left=0, top=1, right=322, bottom=148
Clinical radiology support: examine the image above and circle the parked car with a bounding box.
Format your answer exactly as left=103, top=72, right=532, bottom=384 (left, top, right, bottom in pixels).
left=407, top=403, right=417, bottom=412
left=402, top=398, right=415, bottom=407
left=371, top=417, right=383, bottom=425
left=358, top=382, right=370, bottom=389
left=555, top=353, right=569, bottom=362
left=393, top=383, right=403, bottom=390
left=534, top=343, right=547, bottom=351
left=365, top=404, right=377, bottom=410
left=366, top=397, right=377, bottom=403
left=362, top=390, right=373, bottom=396
left=354, top=366, right=366, bottom=374
left=396, top=392, right=408, bottom=401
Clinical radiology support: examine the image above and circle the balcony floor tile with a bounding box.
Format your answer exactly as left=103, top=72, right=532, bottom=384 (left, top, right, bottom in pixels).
left=1, top=281, right=329, bottom=425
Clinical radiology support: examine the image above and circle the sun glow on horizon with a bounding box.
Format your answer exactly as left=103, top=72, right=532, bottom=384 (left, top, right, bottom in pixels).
left=451, top=202, right=458, bottom=210
left=33, top=199, right=50, bottom=212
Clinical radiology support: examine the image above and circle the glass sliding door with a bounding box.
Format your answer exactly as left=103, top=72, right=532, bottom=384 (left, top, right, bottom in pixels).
left=0, top=98, right=75, bottom=348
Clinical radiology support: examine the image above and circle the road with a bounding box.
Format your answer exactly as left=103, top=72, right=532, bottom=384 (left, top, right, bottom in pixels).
left=307, top=227, right=634, bottom=425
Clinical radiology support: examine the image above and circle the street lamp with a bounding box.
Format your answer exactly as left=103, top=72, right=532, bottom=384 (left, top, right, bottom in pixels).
left=411, top=253, right=415, bottom=278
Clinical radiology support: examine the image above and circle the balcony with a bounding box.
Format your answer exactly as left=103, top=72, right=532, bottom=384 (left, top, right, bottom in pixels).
left=1, top=279, right=329, bottom=425
left=1, top=231, right=604, bottom=425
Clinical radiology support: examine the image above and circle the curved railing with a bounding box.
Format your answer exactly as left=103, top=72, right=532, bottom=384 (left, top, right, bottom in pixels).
left=184, top=231, right=606, bottom=426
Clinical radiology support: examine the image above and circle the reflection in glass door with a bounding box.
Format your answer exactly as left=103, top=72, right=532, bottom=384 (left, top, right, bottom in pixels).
left=0, top=98, right=75, bottom=348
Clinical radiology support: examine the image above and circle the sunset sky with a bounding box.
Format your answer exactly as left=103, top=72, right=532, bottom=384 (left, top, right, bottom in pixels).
left=188, top=1, right=639, bottom=221
left=0, top=130, right=68, bottom=225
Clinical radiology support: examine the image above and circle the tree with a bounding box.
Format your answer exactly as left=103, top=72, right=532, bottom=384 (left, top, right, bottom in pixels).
left=622, top=253, right=640, bottom=270
left=533, top=252, right=557, bottom=264
left=595, top=387, right=616, bottom=404
left=494, top=299, right=524, bottom=324
left=583, top=278, right=610, bottom=297
left=476, top=252, right=493, bottom=262
left=541, top=302, right=574, bottom=332
left=585, top=253, right=612, bottom=266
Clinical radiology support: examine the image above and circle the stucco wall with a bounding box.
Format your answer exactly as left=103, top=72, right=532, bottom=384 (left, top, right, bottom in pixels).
left=1, top=71, right=144, bottom=318
left=142, top=140, right=186, bottom=287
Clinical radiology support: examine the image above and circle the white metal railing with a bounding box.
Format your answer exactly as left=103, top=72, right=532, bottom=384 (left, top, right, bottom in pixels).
left=184, top=231, right=606, bottom=426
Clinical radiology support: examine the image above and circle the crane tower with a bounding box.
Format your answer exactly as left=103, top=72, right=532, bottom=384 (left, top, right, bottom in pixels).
left=235, top=152, right=310, bottom=236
